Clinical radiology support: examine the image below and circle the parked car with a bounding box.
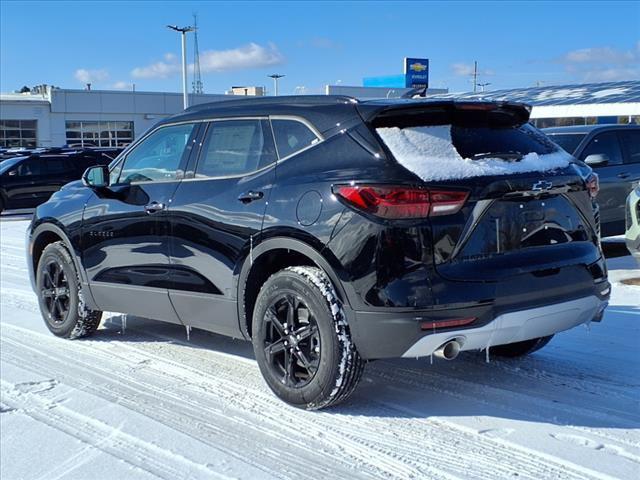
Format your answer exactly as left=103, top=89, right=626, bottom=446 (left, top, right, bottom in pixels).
left=27, top=96, right=609, bottom=409
left=543, top=125, right=640, bottom=237
left=626, top=183, right=640, bottom=262
left=0, top=147, right=121, bottom=212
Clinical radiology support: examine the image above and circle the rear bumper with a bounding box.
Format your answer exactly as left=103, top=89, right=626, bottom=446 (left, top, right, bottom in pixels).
left=401, top=295, right=606, bottom=358
left=347, top=280, right=610, bottom=360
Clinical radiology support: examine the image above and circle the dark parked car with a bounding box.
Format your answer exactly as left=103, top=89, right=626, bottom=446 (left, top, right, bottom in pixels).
left=27, top=96, right=609, bottom=409
left=543, top=125, right=640, bottom=237
left=0, top=147, right=121, bottom=212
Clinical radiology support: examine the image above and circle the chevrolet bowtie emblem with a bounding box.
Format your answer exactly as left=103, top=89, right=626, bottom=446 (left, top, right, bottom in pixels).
left=532, top=180, right=553, bottom=191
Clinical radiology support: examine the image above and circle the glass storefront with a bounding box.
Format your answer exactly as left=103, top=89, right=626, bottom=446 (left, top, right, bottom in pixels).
left=0, top=120, right=37, bottom=148
left=65, top=121, right=133, bottom=147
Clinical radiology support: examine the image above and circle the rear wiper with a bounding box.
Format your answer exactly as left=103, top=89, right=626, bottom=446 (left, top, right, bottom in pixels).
left=471, top=152, right=524, bottom=162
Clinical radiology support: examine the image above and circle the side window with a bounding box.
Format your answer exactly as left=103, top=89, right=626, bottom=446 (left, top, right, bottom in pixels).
left=16, top=158, right=44, bottom=176
left=619, top=130, right=640, bottom=164
left=271, top=119, right=320, bottom=159
left=46, top=157, right=74, bottom=174
left=118, top=123, right=195, bottom=184
left=195, top=119, right=276, bottom=178
left=579, top=131, right=623, bottom=166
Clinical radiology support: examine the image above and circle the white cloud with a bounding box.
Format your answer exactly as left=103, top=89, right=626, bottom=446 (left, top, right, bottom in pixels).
left=198, top=42, right=284, bottom=72
left=131, top=57, right=180, bottom=79
left=111, top=81, right=132, bottom=90
left=559, top=43, right=640, bottom=82
left=451, top=63, right=494, bottom=77
left=74, top=68, right=109, bottom=84
left=131, top=42, right=285, bottom=79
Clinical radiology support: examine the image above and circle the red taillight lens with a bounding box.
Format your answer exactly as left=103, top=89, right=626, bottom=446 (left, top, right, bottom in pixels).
left=420, top=316, right=477, bottom=330
left=334, top=185, right=468, bottom=219
left=586, top=173, right=599, bottom=199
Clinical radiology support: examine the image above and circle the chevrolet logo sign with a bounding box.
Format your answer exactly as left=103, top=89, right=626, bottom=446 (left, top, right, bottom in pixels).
left=409, top=62, right=428, bottom=72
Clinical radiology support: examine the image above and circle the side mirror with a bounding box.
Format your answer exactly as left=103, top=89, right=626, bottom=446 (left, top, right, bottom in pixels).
left=584, top=153, right=609, bottom=167
left=82, top=165, right=110, bottom=188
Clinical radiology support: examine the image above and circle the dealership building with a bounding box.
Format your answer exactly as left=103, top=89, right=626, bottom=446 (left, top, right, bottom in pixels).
left=0, top=85, right=231, bottom=149
left=1, top=80, right=638, bottom=149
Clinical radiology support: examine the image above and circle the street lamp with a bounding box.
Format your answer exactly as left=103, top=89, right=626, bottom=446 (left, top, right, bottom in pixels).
left=167, top=24, right=194, bottom=109
left=268, top=74, right=285, bottom=96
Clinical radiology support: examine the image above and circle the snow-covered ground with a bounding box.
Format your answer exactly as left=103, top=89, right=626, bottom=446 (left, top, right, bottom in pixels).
left=1, top=216, right=639, bottom=480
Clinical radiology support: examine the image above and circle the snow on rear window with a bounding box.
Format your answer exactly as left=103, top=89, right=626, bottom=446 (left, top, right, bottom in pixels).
left=376, top=125, right=571, bottom=181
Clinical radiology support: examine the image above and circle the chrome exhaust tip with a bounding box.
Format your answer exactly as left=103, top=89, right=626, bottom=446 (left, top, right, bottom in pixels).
left=434, top=340, right=461, bottom=361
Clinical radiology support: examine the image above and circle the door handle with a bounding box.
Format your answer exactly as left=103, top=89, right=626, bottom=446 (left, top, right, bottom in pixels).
left=238, top=191, right=264, bottom=204
left=144, top=201, right=167, bottom=214
left=617, top=172, right=630, bottom=179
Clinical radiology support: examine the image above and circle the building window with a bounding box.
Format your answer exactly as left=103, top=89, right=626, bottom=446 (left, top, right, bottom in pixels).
left=0, top=120, right=37, bottom=148
left=65, top=121, right=134, bottom=147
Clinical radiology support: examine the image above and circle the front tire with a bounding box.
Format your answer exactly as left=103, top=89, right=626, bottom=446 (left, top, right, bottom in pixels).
left=252, top=266, right=364, bottom=410
left=36, top=241, right=102, bottom=339
left=491, top=335, right=553, bottom=358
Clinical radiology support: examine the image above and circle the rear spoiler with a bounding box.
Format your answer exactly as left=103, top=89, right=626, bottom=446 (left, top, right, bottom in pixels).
left=357, top=100, right=532, bottom=128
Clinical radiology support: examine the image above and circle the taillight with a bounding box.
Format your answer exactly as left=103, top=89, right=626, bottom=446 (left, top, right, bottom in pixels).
left=334, top=185, right=468, bottom=219
left=586, top=173, right=599, bottom=199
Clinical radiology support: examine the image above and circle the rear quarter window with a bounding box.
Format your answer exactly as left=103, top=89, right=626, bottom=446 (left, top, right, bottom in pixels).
left=271, top=119, right=320, bottom=159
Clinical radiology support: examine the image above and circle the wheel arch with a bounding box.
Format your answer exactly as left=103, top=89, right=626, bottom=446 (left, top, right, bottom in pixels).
left=237, top=237, right=349, bottom=339
left=30, top=222, right=98, bottom=308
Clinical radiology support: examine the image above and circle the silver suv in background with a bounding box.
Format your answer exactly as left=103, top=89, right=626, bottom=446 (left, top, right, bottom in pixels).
left=544, top=125, right=640, bottom=237
left=626, top=184, right=640, bottom=262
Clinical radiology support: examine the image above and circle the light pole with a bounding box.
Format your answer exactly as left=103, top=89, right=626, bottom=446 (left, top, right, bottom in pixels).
left=167, top=25, right=194, bottom=109
left=268, top=74, right=285, bottom=96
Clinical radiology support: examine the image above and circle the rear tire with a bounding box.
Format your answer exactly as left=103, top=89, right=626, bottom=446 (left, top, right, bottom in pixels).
left=252, top=266, right=364, bottom=410
left=491, top=335, right=553, bottom=358
left=36, top=241, right=102, bottom=339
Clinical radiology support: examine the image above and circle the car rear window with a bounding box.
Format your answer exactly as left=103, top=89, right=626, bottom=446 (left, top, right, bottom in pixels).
left=375, top=123, right=569, bottom=181
left=545, top=133, right=586, bottom=155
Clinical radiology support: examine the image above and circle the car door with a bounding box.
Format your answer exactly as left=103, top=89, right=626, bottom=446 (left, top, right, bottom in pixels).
left=42, top=156, right=79, bottom=198
left=3, top=156, right=48, bottom=208
left=619, top=128, right=640, bottom=189
left=81, top=122, right=200, bottom=323
left=167, top=118, right=277, bottom=336
left=578, top=130, right=627, bottom=235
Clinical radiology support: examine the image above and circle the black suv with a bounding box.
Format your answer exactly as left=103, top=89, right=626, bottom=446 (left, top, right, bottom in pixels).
left=27, top=96, right=610, bottom=409
left=543, top=124, right=640, bottom=237
left=0, top=147, right=121, bottom=213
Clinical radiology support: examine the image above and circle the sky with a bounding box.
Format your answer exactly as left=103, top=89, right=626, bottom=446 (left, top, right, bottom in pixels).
left=1, top=0, right=639, bottom=95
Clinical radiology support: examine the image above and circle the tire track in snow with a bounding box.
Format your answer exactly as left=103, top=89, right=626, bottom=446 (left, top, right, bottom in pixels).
left=1, top=322, right=620, bottom=480
left=0, top=380, right=233, bottom=480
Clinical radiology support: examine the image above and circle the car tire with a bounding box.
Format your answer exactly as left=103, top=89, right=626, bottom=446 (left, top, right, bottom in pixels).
left=36, top=241, right=102, bottom=339
left=491, top=335, right=554, bottom=358
left=252, top=266, right=364, bottom=410
left=0, top=197, right=4, bottom=214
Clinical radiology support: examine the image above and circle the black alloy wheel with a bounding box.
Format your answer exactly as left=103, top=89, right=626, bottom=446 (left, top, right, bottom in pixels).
left=263, top=294, right=321, bottom=388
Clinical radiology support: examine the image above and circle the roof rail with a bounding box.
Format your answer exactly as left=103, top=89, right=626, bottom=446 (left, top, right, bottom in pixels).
left=184, top=94, right=358, bottom=112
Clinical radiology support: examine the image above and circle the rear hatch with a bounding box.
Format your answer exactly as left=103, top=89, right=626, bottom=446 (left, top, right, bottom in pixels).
left=361, top=100, right=602, bottom=282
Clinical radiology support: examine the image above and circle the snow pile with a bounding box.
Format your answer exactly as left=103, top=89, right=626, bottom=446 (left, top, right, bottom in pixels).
left=376, top=125, right=571, bottom=181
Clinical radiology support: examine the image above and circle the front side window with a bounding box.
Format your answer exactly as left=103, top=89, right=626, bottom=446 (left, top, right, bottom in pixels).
left=195, top=119, right=276, bottom=178
left=579, top=131, right=623, bottom=166
left=546, top=133, right=586, bottom=155
left=619, top=130, right=640, bottom=164
left=118, top=123, right=195, bottom=184
left=271, top=119, right=320, bottom=159
left=16, top=158, right=45, bottom=176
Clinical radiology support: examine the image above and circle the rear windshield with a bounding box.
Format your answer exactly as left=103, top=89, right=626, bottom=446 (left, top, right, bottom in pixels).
left=451, top=124, right=557, bottom=158
left=545, top=133, right=586, bottom=155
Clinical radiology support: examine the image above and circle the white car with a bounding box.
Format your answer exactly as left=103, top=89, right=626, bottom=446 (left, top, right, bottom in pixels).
left=626, top=184, right=640, bottom=263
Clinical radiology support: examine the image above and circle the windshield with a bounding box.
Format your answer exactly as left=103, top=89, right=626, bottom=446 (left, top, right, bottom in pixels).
left=545, top=133, right=586, bottom=155
left=0, top=157, right=25, bottom=175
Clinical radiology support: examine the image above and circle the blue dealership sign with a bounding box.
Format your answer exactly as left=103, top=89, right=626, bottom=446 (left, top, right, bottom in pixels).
left=404, top=58, right=429, bottom=89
